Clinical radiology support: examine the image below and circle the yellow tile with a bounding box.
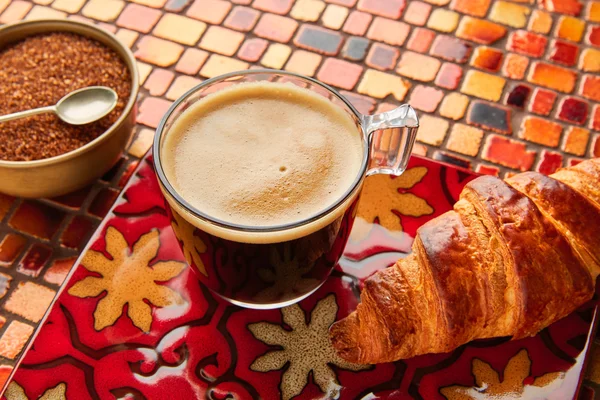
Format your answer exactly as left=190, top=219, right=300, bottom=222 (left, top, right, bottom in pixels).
left=290, top=0, right=325, bottom=22
left=427, top=8, right=459, bottom=32
left=461, top=70, right=506, bottom=101
left=439, top=93, right=469, bottom=120
left=285, top=50, right=322, bottom=77
left=261, top=43, right=292, bottom=69
left=357, top=69, right=411, bottom=101
left=447, top=124, right=484, bottom=156
left=489, top=1, right=531, bottom=28
left=556, top=16, right=585, bottom=42
left=199, top=26, right=245, bottom=56
left=137, top=61, right=153, bottom=84
left=322, top=4, right=348, bottom=30
left=33, top=0, right=53, bottom=4
left=580, top=48, right=600, bottom=72
left=417, top=115, right=449, bottom=146
left=200, top=54, right=249, bottom=79
left=0, top=0, right=8, bottom=14
left=25, top=5, right=66, bottom=20
left=82, top=0, right=125, bottom=22
left=154, top=13, right=207, bottom=46
left=52, top=0, right=86, bottom=13
left=396, top=51, right=441, bottom=82
left=422, top=0, right=450, bottom=4
left=115, top=29, right=139, bottom=48
left=130, top=0, right=167, bottom=7
left=128, top=128, right=155, bottom=158
left=528, top=9, right=552, bottom=34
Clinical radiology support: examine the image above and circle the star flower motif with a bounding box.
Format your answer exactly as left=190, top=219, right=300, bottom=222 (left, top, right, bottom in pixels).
left=441, top=349, right=563, bottom=399
left=68, top=226, right=186, bottom=332
left=356, top=166, right=433, bottom=233
left=254, top=243, right=321, bottom=303
left=170, top=211, right=208, bottom=276
left=5, top=382, right=66, bottom=400
left=249, top=294, right=369, bottom=400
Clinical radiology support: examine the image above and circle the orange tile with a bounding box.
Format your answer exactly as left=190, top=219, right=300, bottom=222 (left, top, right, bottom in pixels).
left=0, top=1, right=32, bottom=23
left=81, top=0, right=124, bottom=21
left=166, top=76, right=203, bottom=101
left=580, top=48, right=600, bottom=72
left=199, top=26, right=245, bottom=56
left=396, top=51, right=441, bottom=82
left=489, top=1, right=531, bottom=28
left=187, top=0, right=232, bottom=24
left=134, top=36, right=184, bottom=67
left=439, top=93, right=469, bottom=120
left=556, top=15, right=586, bottom=42
left=4, top=282, right=55, bottom=323
left=367, top=17, right=410, bottom=46
left=540, top=0, right=583, bottom=16
left=357, top=69, right=411, bottom=101
left=502, top=53, right=529, bottom=79
left=588, top=2, right=600, bottom=23
left=416, top=115, right=449, bottom=146
left=450, top=0, right=491, bottom=18
left=254, top=13, right=299, bottom=43
left=529, top=10, right=553, bottom=34
left=456, top=16, right=507, bottom=44
left=581, top=74, right=600, bottom=101
left=447, top=124, right=484, bottom=156
left=471, top=46, right=504, bottom=71
left=290, top=0, right=325, bottom=22
left=153, top=13, right=207, bottom=45
left=0, top=321, right=33, bottom=360
left=507, top=30, right=547, bottom=57
left=285, top=50, right=322, bottom=76
left=519, top=116, right=562, bottom=147
left=200, top=54, right=249, bottom=78
left=404, top=1, right=431, bottom=25
left=528, top=62, right=577, bottom=93
left=563, top=127, right=590, bottom=156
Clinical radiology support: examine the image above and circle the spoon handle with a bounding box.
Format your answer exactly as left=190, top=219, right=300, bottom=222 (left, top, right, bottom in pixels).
left=0, top=106, right=56, bottom=123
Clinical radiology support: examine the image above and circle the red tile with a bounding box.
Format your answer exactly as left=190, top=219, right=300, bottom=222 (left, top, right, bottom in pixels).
left=144, top=68, right=175, bottom=97
left=61, top=216, right=94, bottom=250
left=403, top=1, right=431, bottom=26
left=17, top=244, right=52, bottom=277
left=409, top=85, right=444, bottom=112
left=253, top=0, right=293, bottom=15
left=505, top=84, right=531, bottom=108
left=225, top=6, right=260, bottom=31
left=293, top=24, right=342, bottom=54
left=482, top=134, right=536, bottom=171
left=471, top=46, right=503, bottom=71
left=9, top=201, right=65, bottom=241
left=476, top=164, right=500, bottom=176
left=569, top=158, right=584, bottom=166
left=238, top=38, right=269, bottom=62
left=435, top=62, right=463, bottom=90
left=0, top=234, right=27, bottom=266
left=529, top=88, right=557, bottom=116
left=0, top=194, right=14, bottom=221
left=48, top=186, right=91, bottom=209
left=549, top=40, right=579, bottom=66
left=137, top=97, right=172, bottom=128
left=540, top=0, right=583, bottom=16
left=342, top=11, right=372, bottom=36
left=589, top=25, right=600, bottom=46
left=581, top=74, right=600, bottom=101
left=367, top=17, right=410, bottom=46
left=456, top=16, right=507, bottom=44
left=316, top=58, right=363, bottom=90
left=255, top=13, right=298, bottom=43
left=365, top=43, right=399, bottom=71
left=451, top=0, right=491, bottom=17
left=118, top=160, right=140, bottom=188
left=358, top=0, right=405, bottom=19
left=536, top=150, right=564, bottom=175
left=432, top=151, right=472, bottom=170
left=557, top=97, right=589, bottom=125
left=594, top=133, right=600, bottom=155
left=88, top=188, right=120, bottom=218
left=116, top=3, right=161, bottom=33
left=406, top=27, right=435, bottom=52
left=592, top=105, right=600, bottom=131
left=507, top=30, right=548, bottom=57
left=519, top=116, right=563, bottom=147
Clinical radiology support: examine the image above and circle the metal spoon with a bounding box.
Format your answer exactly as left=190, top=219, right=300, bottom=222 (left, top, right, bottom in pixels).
left=0, top=86, right=118, bottom=125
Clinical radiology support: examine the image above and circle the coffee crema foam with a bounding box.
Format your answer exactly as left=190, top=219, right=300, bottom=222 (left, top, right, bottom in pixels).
left=162, top=81, right=364, bottom=228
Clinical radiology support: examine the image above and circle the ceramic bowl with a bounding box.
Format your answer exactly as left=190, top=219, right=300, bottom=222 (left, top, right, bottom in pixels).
left=0, top=19, right=139, bottom=198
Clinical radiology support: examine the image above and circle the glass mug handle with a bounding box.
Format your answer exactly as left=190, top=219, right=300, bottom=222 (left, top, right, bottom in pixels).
left=361, top=104, right=419, bottom=176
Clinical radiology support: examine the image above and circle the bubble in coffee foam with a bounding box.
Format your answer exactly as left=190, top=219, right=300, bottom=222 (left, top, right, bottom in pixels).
left=162, top=81, right=364, bottom=228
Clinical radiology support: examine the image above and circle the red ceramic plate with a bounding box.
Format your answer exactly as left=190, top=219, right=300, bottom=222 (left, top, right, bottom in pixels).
left=2, top=153, right=596, bottom=400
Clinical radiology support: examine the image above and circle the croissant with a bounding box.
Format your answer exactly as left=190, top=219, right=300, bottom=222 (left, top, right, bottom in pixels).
left=330, top=158, right=600, bottom=364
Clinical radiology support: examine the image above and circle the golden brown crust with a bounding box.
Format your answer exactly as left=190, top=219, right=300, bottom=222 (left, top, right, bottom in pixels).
left=330, top=159, right=599, bottom=364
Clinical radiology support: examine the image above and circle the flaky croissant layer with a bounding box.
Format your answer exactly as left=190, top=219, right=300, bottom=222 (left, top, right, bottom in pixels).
left=330, top=158, right=600, bottom=364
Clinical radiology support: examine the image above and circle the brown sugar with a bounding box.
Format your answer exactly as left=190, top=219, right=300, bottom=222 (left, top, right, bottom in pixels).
left=0, top=32, right=132, bottom=161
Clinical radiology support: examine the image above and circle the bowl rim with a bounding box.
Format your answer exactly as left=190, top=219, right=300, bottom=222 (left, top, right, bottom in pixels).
left=0, top=18, right=140, bottom=168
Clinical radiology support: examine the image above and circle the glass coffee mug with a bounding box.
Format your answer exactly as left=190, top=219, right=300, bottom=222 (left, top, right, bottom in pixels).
left=153, top=70, right=418, bottom=309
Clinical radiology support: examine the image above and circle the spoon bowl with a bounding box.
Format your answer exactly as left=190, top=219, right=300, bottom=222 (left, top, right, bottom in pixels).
left=56, top=86, right=118, bottom=125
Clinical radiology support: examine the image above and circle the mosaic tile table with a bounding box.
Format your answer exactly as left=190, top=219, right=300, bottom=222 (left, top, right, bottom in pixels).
left=0, top=0, right=599, bottom=398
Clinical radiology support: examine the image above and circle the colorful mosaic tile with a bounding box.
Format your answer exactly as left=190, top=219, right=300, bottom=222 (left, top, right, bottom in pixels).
left=1, top=0, right=600, bottom=389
